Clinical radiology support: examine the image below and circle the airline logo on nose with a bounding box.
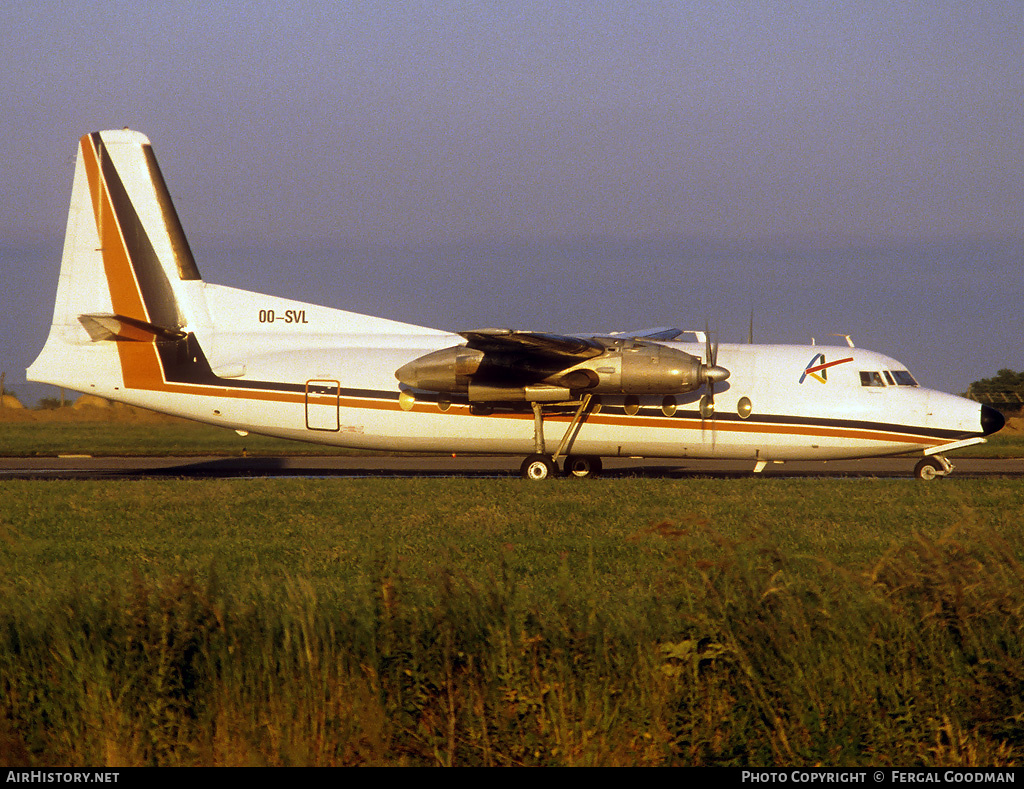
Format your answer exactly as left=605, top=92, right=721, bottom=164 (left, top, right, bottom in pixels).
left=800, top=353, right=854, bottom=384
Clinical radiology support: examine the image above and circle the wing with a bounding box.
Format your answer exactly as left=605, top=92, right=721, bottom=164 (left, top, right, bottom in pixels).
left=601, top=327, right=683, bottom=341
left=459, top=329, right=605, bottom=362
left=399, top=327, right=715, bottom=398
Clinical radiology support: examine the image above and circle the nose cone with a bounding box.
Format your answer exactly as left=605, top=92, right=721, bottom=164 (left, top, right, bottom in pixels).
left=981, top=405, right=1005, bottom=436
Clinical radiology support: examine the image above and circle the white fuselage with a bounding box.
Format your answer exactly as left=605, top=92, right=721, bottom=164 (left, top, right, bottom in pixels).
left=33, top=284, right=985, bottom=462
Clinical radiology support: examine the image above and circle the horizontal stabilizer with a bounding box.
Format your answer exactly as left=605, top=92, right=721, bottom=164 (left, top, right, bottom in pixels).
left=78, top=313, right=187, bottom=343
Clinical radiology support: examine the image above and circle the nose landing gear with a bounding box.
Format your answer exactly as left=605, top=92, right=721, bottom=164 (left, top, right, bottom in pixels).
left=914, top=455, right=953, bottom=481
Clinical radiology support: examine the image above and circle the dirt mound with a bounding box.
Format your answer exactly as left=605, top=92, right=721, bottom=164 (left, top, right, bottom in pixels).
left=1003, top=416, right=1024, bottom=434
left=71, top=394, right=113, bottom=409
left=0, top=395, right=25, bottom=409
left=0, top=396, right=191, bottom=424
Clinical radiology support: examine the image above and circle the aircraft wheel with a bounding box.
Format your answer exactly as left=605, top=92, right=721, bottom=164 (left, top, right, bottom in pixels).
left=521, top=454, right=556, bottom=480
left=914, top=457, right=945, bottom=481
left=564, top=455, right=603, bottom=478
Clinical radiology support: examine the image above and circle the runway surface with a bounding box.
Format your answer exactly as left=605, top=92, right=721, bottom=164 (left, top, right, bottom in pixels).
left=1, top=455, right=1021, bottom=480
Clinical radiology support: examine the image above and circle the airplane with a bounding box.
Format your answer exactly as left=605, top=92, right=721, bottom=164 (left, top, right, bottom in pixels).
left=28, top=129, right=1005, bottom=480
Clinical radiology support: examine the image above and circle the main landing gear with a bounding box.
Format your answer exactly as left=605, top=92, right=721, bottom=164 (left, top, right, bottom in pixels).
left=520, top=453, right=603, bottom=480
left=563, top=454, right=603, bottom=478
left=519, top=396, right=602, bottom=480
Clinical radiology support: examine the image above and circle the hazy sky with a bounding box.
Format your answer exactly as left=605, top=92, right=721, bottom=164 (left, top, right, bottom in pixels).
left=2, top=1, right=1022, bottom=402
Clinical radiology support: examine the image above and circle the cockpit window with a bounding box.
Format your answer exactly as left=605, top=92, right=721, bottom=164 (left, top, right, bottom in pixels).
left=892, top=370, right=918, bottom=386
left=883, top=370, right=895, bottom=386
left=860, top=371, right=885, bottom=387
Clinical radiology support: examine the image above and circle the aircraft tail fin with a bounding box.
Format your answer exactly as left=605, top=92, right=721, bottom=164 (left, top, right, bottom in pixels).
left=29, top=130, right=448, bottom=400
left=28, top=130, right=211, bottom=392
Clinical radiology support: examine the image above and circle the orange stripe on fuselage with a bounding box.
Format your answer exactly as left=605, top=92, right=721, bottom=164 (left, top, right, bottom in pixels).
left=116, top=362, right=947, bottom=449
left=142, top=376, right=943, bottom=447
left=457, top=406, right=943, bottom=447
left=314, top=393, right=944, bottom=447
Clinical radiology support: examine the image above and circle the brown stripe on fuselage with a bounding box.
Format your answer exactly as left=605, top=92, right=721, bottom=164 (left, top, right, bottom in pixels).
left=422, top=403, right=945, bottom=447
left=110, top=349, right=951, bottom=448
left=312, top=393, right=947, bottom=447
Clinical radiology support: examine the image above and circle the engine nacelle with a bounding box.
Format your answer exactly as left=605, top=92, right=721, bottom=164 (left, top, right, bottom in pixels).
left=396, top=339, right=728, bottom=399
left=395, top=346, right=484, bottom=392
left=556, top=342, right=706, bottom=394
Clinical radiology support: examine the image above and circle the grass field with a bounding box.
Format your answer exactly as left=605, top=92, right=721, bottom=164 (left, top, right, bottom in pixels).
left=1, top=478, right=1022, bottom=766
left=953, top=429, right=1024, bottom=457
left=0, top=420, right=355, bottom=457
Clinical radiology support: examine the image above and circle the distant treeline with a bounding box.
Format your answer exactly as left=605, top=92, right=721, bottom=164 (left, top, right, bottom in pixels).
left=970, top=369, right=1024, bottom=393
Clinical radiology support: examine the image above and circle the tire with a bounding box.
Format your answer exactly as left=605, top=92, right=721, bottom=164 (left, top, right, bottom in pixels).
left=914, top=457, right=944, bottom=481
left=564, top=455, right=603, bottom=478
left=521, top=454, right=556, bottom=480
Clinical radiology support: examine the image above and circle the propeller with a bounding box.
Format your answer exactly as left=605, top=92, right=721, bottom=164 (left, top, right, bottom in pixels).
left=699, top=321, right=730, bottom=419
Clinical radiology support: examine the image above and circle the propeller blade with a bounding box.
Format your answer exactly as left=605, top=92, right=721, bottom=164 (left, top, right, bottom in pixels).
left=704, top=319, right=715, bottom=405
left=698, top=322, right=730, bottom=446
left=700, top=320, right=729, bottom=406
left=700, top=324, right=716, bottom=443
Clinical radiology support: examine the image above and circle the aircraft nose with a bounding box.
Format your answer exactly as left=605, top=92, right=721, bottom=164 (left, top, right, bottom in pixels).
left=980, top=405, right=1005, bottom=436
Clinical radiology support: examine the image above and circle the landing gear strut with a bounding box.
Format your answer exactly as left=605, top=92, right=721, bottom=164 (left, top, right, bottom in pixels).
left=520, top=395, right=600, bottom=479
left=912, top=437, right=989, bottom=480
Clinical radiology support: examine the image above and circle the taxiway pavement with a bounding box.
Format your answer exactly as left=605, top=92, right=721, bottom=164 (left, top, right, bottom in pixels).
left=0, top=455, right=1021, bottom=480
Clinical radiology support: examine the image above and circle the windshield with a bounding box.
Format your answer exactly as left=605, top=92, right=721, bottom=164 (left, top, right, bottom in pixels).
left=892, top=370, right=918, bottom=386
left=859, top=369, right=919, bottom=387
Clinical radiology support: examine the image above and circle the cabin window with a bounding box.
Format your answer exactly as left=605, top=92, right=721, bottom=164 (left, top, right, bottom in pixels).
left=859, top=371, right=885, bottom=387
left=892, top=370, right=919, bottom=386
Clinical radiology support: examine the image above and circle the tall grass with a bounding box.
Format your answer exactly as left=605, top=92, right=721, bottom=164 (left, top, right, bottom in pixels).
left=0, top=479, right=1022, bottom=765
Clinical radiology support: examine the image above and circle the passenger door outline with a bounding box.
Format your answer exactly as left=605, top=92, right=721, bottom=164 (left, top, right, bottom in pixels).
left=305, top=379, right=340, bottom=431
